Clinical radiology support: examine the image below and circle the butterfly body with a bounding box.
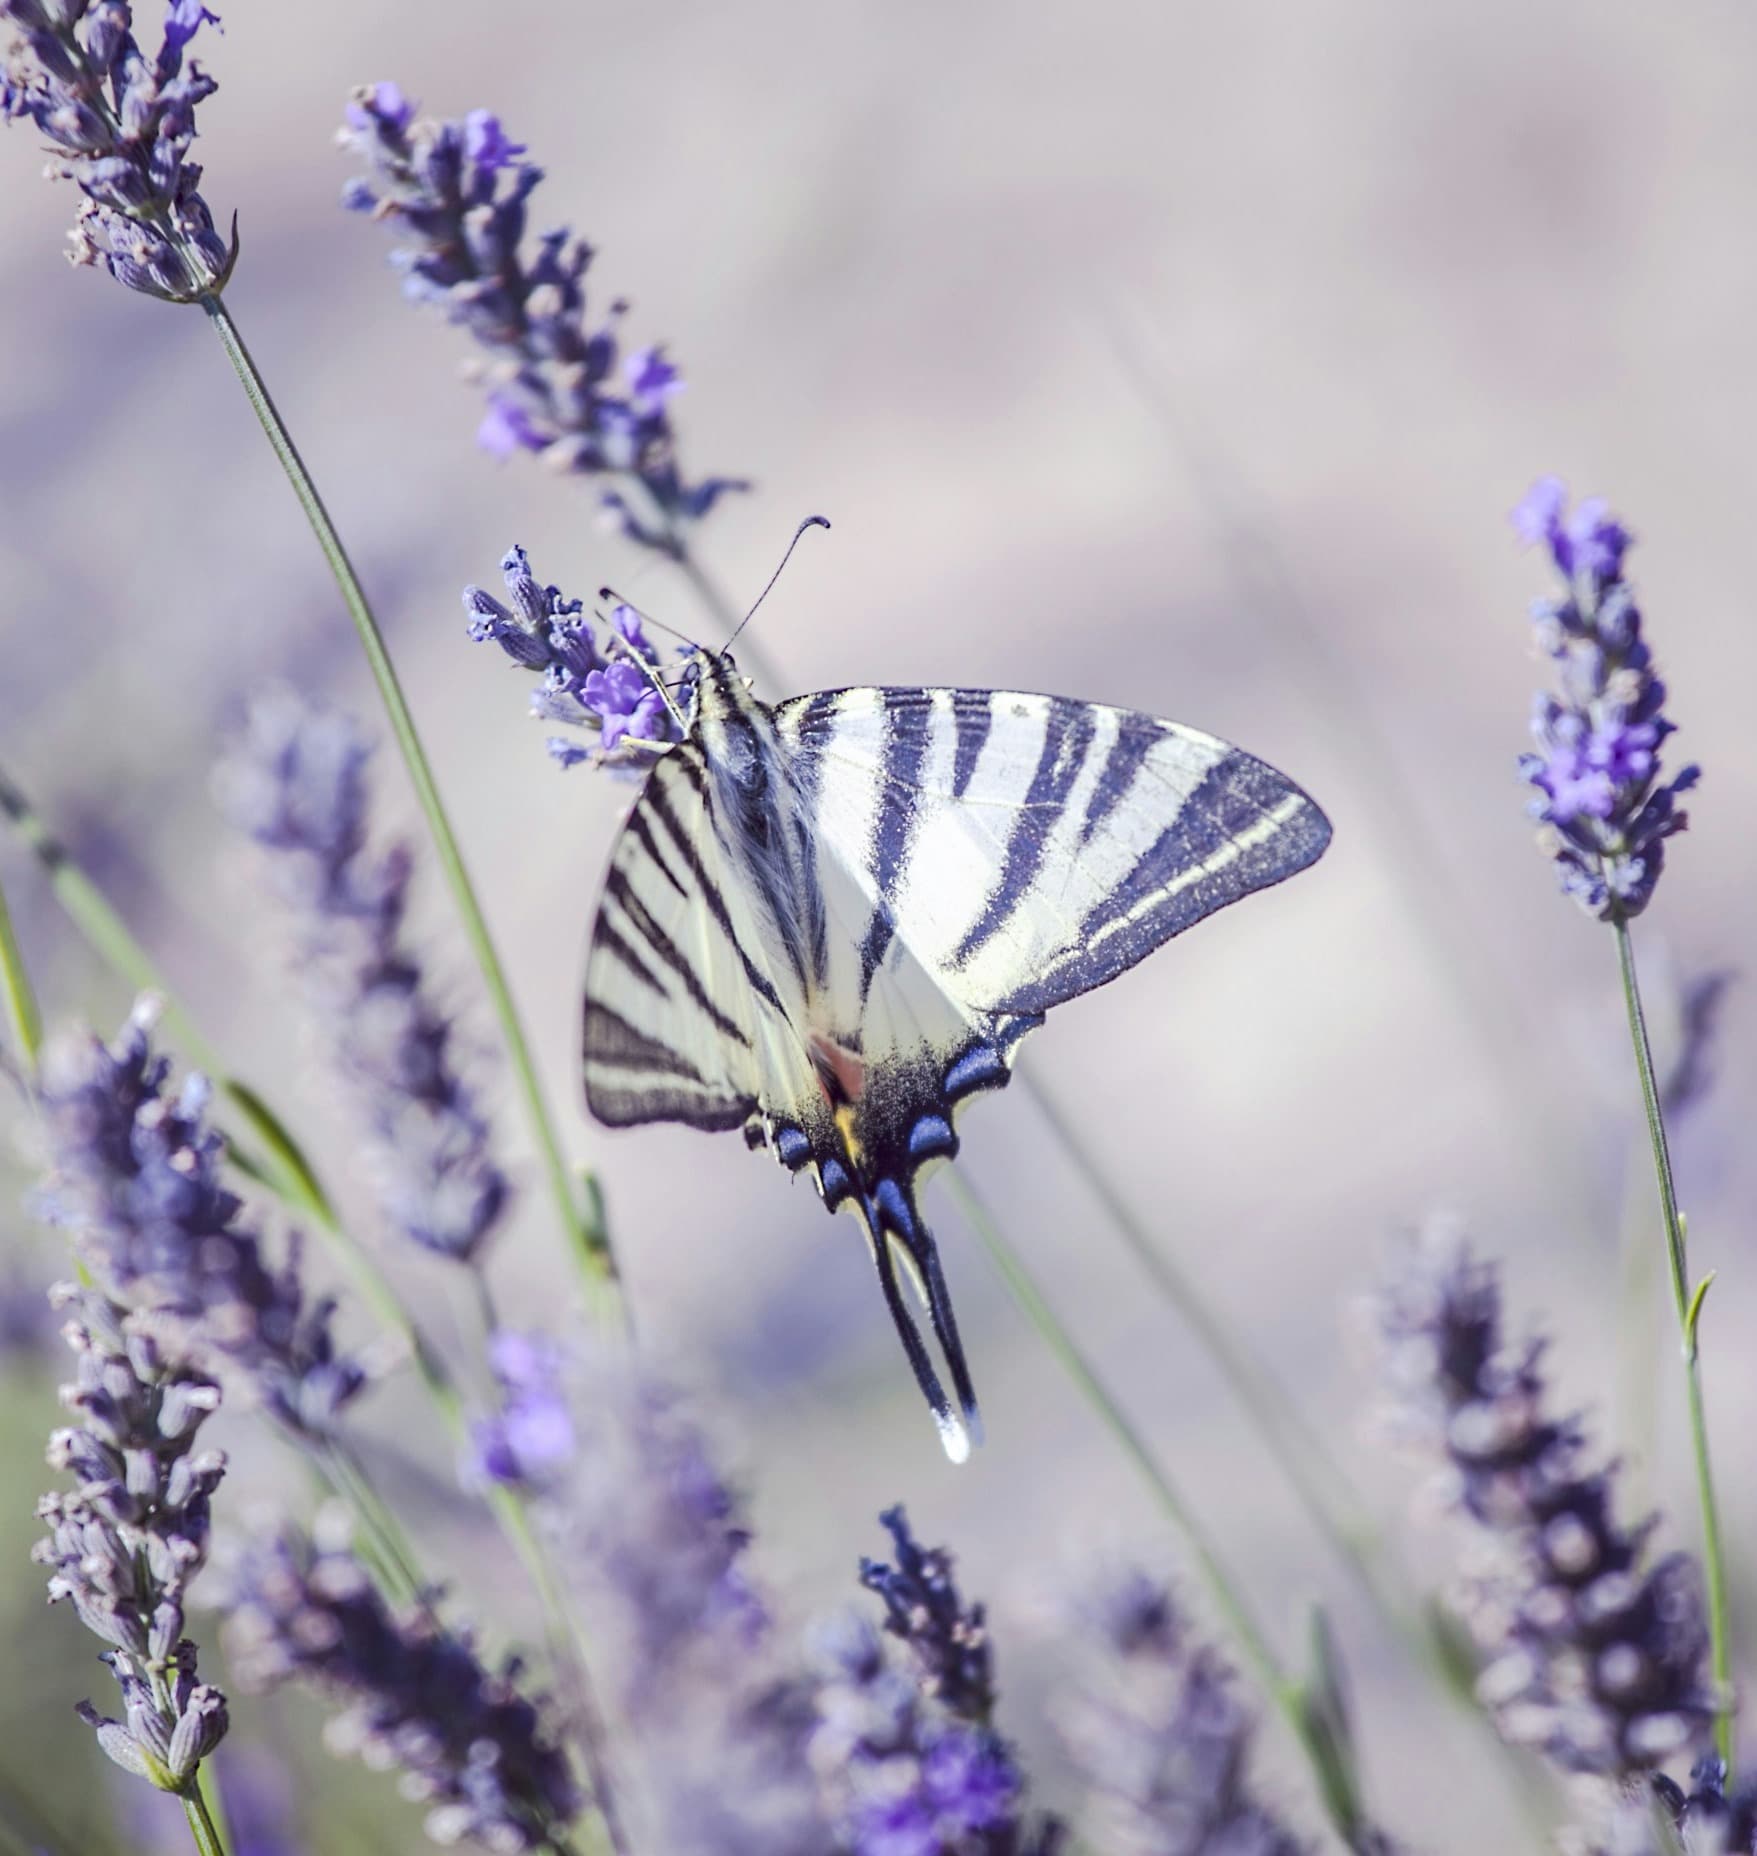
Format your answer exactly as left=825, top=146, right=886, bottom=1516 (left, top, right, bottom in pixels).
left=583, top=654, right=1330, bottom=1460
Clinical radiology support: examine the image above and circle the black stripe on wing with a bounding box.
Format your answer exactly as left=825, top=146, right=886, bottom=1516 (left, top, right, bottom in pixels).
left=1000, top=747, right=1331, bottom=1018
left=857, top=689, right=935, bottom=997
left=953, top=696, right=1098, bottom=964
left=581, top=1000, right=755, bottom=1131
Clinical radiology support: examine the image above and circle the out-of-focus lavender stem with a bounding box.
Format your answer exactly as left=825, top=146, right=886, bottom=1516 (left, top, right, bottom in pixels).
left=195, top=291, right=618, bottom=1315
left=1613, top=918, right=1733, bottom=1768
left=0, top=865, right=42, bottom=1072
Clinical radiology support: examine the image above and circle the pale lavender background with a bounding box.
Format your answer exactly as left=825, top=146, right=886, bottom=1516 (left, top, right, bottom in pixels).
left=3, top=0, right=1756, bottom=1842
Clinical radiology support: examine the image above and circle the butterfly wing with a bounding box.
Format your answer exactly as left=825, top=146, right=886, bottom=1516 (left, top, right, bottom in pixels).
left=582, top=745, right=800, bottom=1134
left=776, top=685, right=1332, bottom=1024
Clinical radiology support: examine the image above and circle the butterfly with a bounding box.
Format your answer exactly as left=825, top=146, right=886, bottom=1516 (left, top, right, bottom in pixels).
left=581, top=653, right=1331, bottom=1460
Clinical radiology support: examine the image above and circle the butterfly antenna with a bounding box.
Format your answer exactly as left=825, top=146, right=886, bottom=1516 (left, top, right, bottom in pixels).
left=596, top=587, right=701, bottom=652
left=719, top=515, right=831, bottom=663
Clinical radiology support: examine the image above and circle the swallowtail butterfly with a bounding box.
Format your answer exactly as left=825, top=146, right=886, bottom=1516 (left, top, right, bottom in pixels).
left=582, top=654, right=1330, bottom=1460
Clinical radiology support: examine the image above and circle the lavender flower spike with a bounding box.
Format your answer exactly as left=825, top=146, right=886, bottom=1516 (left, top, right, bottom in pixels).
left=463, top=544, right=690, bottom=771
left=1376, top=1225, right=1715, bottom=1778
left=0, top=0, right=235, bottom=299
left=34, top=1285, right=230, bottom=1794
left=339, top=87, right=746, bottom=551
left=36, top=1002, right=366, bottom=1437
left=223, top=1523, right=579, bottom=1852
left=814, top=1507, right=1059, bottom=1856
left=1055, top=1571, right=1308, bottom=1856
left=1513, top=479, right=1699, bottom=919
left=216, top=689, right=510, bottom=1262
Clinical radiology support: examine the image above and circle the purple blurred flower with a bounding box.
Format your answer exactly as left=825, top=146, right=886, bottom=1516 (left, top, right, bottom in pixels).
left=0, top=0, right=234, bottom=298
left=463, top=544, right=691, bottom=770
left=35, top=1286, right=230, bottom=1794
left=470, top=1331, right=575, bottom=1487
left=1055, top=1571, right=1308, bottom=1856
left=223, top=1525, right=578, bottom=1851
left=35, top=1004, right=365, bottom=1437
left=1512, top=480, right=1699, bottom=919
left=215, top=690, right=510, bottom=1263
left=338, top=86, right=746, bottom=550
left=1376, top=1224, right=1714, bottom=1777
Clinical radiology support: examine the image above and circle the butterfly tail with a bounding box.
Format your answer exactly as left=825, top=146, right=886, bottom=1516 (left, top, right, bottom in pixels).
left=862, top=1174, right=983, bottom=1459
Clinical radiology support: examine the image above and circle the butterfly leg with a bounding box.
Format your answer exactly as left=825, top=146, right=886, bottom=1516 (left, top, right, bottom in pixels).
left=859, top=1187, right=969, bottom=1464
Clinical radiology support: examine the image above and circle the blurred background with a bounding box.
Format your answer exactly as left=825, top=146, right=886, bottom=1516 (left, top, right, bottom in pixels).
left=2, top=0, right=1755, bottom=1846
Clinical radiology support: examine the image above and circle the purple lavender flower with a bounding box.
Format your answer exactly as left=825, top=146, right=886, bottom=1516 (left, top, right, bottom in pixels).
left=1055, top=1571, right=1308, bottom=1856
left=34, top=1285, right=230, bottom=1795
left=462, top=544, right=691, bottom=770
left=814, top=1509, right=1058, bottom=1856
left=469, top=1330, right=575, bottom=1488
left=1376, top=1225, right=1714, bottom=1777
left=222, top=1524, right=579, bottom=1851
left=35, top=1003, right=365, bottom=1437
left=860, top=1504, right=997, bottom=1727
left=215, top=690, right=509, bottom=1262
left=1513, top=479, right=1699, bottom=919
left=338, top=87, right=746, bottom=551
left=0, top=0, right=234, bottom=298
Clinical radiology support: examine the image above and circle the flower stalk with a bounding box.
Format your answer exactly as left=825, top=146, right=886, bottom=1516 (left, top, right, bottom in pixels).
left=1615, top=920, right=1732, bottom=1767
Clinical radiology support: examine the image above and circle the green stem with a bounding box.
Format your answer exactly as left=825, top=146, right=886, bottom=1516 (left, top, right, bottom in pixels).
left=179, top=1782, right=230, bottom=1856
left=196, top=293, right=615, bottom=1308
left=0, top=862, right=42, bottom=1071
left=1613, top=917, right=1733, bottom=1766
left=938, top=1166, right=1370, bottom=1845
left=194, top=1765, right=234, bottom=1856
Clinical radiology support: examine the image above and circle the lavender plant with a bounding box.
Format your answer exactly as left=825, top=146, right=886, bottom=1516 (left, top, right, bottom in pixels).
left=0, top=0, right=233, bottom=299
left=338, top=85, right=745, bottom=555
left=36, top=1002, right=366, bottom=1439
left=1375, top=1225, right=1714, bottom=1780
left=221, top=1521, right=581, bottom=1854
left=216, top=690, right=510, bottom=1265
left=34, top=1285, right=230, bottom=1849
left=1055, top=1571, right=1308, bottom=1856
left=1512, top=481, right=1731, bottom=1763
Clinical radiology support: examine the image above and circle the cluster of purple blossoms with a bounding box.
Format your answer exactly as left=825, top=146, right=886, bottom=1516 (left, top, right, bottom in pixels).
left=468, top=1330, right=575, bottom=1489
left=216, top=689, right=510, bottom=1263
left=1053, top=1571, right=1306, bottom=1856
left=1513, top=479, right=1699, bottom=919
left=814, top=1508, right=1058, bottom=1856
left=1376, top=1226, right=1715, bottom=1779
left=34, top=1285, right=230, bottom=1796
left=463, top=543, right=690, bottom=769
left=36, top=1003, right=366, bottom=1437
left=0, top=0, right=233, bottom=298
left=338, top=82, right=745, bottom=553
left=222, top=1523, right=580, bottom=1853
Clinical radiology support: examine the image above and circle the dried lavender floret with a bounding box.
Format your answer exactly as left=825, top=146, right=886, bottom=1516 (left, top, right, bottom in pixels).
left=859, top=1503, right=997, bottom=1726
left=36, top=1003, right=365, bottom=1436
left=0, top=0, right=234, bottom=297
left=339, top=85, right=744, bottom=550
left=1512, top=480, right=1699, bottom=919
left=215, top=689, right=510, bottom=1263
left=34, top=1285, right=229, bottom=1793
left=1376, top=1226, right=1714, bottom=1777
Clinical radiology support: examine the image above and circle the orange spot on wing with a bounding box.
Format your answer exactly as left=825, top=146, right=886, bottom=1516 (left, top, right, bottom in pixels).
left=810, top=1033, right=867, bottom=1105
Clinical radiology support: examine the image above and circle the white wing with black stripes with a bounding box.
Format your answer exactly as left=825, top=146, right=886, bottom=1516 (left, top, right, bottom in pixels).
left=582, top=657, right=1331, bottom=1461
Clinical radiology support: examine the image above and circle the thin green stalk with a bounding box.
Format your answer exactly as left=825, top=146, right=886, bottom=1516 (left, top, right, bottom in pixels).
left=0, top=862, right=42, bottom=1070
left=195, top=292, right=615, bottom=1308
left=180, top=1783, right=230, bottom=1856
left=195, top=1765, right=234, bottom=1856
left=1613, top=917, right=1733, bottom=1767
left=937, top=1166, right=1373, bottom=1847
